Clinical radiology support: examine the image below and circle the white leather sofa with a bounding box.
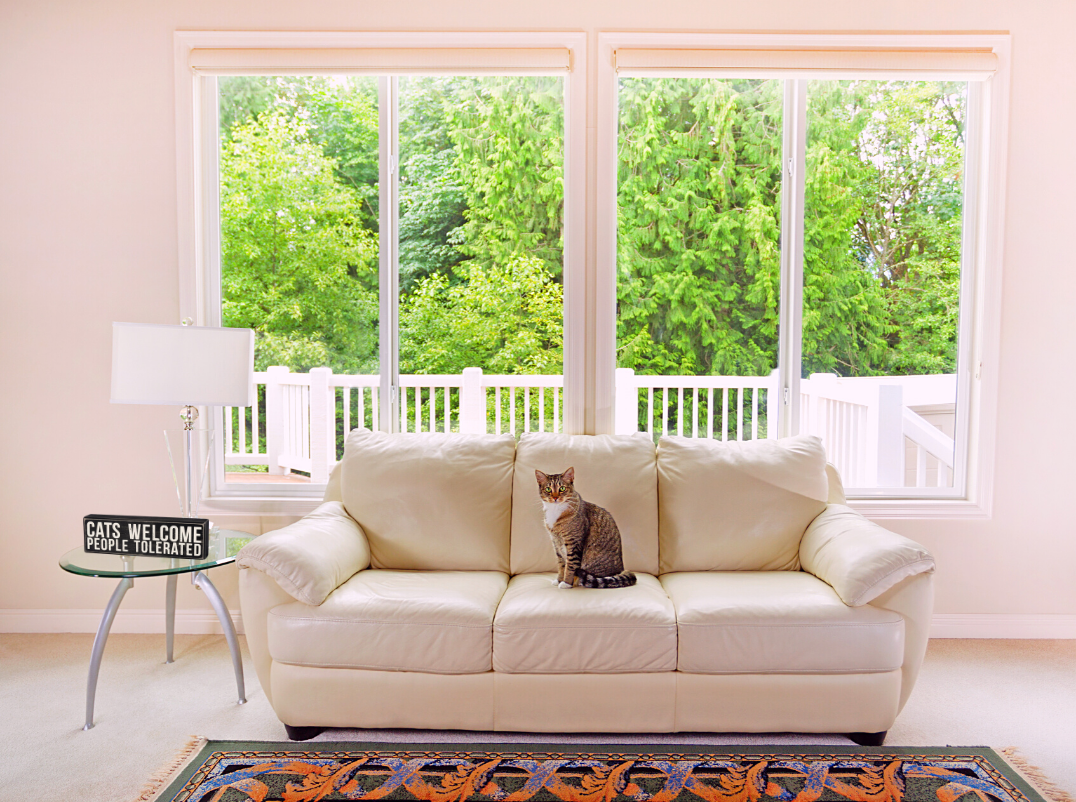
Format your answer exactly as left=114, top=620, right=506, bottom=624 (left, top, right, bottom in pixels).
left=237, top=430, right=935, bottom=744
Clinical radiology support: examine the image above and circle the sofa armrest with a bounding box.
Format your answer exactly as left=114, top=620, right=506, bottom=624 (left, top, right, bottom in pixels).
left=237, top=501, right=371, bottom=606
left=800, top=504, right=935, bottom=607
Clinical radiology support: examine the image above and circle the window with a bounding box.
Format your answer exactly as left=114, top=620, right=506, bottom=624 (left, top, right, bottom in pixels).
left=174, top=33, right=586, bottom=505
left=598, top=34, right=1010, bottom=514
left=176, top=32, right=1008, bottom=516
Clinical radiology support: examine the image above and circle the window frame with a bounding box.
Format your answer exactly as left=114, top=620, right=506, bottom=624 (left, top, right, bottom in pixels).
left=173, top=31, right=587, bottom=514
left=596, top=32, right=1011, bottom=518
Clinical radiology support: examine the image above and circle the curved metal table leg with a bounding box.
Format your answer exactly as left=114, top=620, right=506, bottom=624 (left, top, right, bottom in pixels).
left=165, top=574, right=177, bottom=663
left=85, top=576, right=133, bottom=730
left=192, top=571, right=246, bottom=704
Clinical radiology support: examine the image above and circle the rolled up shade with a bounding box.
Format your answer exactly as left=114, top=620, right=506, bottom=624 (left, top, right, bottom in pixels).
left=615, top=47, right=998, bottom=81
left=190, top=47, right=572, bottom=75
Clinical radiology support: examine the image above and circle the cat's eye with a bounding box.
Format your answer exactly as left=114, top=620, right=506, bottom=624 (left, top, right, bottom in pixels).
left=559, top=485, right=567, bottom=492
left=545, top=485, right=552, bottom=492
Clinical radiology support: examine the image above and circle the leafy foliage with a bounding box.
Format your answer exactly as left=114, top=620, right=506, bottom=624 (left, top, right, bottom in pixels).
left=617, top=78, right=784, bottom=376
left=216, top=74, right=966, bottom=386
left=218, top=107, right=378, bottom=373
left=400, top=255, right=563, bottom=375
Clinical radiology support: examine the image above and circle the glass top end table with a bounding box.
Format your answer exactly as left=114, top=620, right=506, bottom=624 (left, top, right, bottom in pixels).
left=60, top=527, right=255, bottom=730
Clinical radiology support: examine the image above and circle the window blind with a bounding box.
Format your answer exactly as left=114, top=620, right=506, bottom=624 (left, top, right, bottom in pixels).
left=189, top=47, right=572, bottom=75
left=614, top=48, right=998, bottom=80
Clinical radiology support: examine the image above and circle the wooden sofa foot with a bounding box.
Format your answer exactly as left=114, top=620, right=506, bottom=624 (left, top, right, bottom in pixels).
left=284, top=724, right=324, bottom=741
left=848, top=731, right=887, bottom=746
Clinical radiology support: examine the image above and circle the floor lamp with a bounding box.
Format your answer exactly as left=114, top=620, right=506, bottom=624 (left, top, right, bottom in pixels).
left=110, top=321, right=255, bottom=519
left=103, top=321, right=254, bottom=714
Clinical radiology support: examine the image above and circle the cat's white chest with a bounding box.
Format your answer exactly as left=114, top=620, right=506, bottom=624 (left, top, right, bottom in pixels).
left=542, top=501, right=570, bottom=530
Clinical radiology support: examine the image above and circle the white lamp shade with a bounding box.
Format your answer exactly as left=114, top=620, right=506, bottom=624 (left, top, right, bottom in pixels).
left=111, top=322, right=255, bottom=407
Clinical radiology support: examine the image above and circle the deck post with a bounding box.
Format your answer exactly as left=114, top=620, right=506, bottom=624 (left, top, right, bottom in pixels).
left=460, top=367, right=486, bottom=434
left=309, top=367, right=333, bottom=483
left=875, top=384, right=905, bottom=487
left=264, top=366, right=288, bottom=475
left=614, top=368, right=638, bottom=434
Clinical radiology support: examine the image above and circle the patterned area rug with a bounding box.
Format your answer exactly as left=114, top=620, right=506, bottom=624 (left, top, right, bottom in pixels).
left=145, top=742, right=1053, bottom=802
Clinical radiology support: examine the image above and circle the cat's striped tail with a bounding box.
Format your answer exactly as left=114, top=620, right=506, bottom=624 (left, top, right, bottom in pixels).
left=576, top=569, right=637, bottom=589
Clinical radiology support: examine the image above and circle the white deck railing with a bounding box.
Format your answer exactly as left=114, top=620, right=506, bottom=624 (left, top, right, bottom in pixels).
left=224, top=366, right=956, bottom=488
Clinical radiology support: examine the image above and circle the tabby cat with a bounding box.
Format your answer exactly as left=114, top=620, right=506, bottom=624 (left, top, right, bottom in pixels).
left=535, top=467, right=637, bottom=589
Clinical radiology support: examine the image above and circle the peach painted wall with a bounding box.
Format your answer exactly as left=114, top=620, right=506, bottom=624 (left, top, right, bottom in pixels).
left=1, top=0, right=1074, bottom=627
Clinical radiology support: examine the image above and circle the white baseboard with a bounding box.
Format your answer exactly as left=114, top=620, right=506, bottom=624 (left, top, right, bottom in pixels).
left=929, top=614, right=1076, bottom=639
left=2, top=611, right=1073, bottom=639
left=0, top=608, right=244, bottom=635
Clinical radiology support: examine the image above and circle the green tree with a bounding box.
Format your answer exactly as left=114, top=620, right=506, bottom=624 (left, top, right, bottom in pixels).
left=306, top=79, right=381, bottom=230
left=802, top=81, right=894, bottom=377
left=219, top=110, right=379, bottom=373
left=445, top=77, right=565, bottom=275
left=399, top=255, right=562, bottom=375
left=616, top=78, right=785, bottom=376
left=804, top=80, right=965, bottom=377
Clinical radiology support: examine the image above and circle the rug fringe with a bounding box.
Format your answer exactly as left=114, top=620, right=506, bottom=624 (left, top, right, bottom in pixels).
left=1000, top=747, right=1074, bottom=802
left=131, top=735, right=207, bottom=802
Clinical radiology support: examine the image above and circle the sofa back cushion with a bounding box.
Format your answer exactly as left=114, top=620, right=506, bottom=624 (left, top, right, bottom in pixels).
left=511, top=432, right=659, bottom=575
left=657, top=434, right=828, bottom=573
left=339, top=430, right=515, bottom=572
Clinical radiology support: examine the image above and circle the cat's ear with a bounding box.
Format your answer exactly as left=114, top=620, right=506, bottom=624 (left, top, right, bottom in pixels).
left=535, top=469, right=548, bottom=486
left=563, top=467, right=575, bottom=484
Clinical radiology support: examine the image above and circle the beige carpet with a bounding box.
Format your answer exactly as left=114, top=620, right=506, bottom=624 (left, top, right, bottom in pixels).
left=0, top=634, right=1072, bottom=801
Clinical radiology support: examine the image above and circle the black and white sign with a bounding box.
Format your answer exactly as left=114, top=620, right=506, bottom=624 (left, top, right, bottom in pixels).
left=83, top=514, right=210, bottom=559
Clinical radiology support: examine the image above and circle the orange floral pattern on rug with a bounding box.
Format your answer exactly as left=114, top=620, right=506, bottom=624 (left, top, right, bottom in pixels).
left=170, top=750, right=1038, bottom=802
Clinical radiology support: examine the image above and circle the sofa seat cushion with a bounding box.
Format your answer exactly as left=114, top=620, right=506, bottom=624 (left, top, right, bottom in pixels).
left=660, top=571, right=904, bottom=674
left=267, top=569, right=508, bottom=674
left=493, top=573, right=677, bottom=674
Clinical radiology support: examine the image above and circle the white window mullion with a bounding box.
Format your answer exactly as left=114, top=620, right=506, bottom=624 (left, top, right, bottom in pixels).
left=952, top=80, right=985, bottom=500
left=198, top=75, right=231, bottom=496
left=378, top=76, right=400, bottom=432
left=777, top=79, right=807, bottom=439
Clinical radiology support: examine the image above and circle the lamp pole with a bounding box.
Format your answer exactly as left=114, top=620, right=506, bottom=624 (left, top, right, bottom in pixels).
left=179, top=405, right=198, bottom=519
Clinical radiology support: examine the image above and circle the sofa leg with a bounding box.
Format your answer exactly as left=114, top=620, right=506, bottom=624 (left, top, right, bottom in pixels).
left=848, top=731, right=887, bottom=746
left=284, top=724, right=324, bottom=741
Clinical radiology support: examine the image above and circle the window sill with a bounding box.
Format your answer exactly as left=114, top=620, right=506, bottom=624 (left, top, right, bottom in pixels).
left=846, top=496, right=990, bottom=520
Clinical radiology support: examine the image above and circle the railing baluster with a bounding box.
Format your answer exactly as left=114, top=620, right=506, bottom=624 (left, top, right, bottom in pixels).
left=372, top=387, right=379, bottom=432
left=736, top=386, right=744, bottom=441
left=722, top=388, right=729, bottom=441
left=662, top=388, right=669, bottom=437
left=524, top=387, right=530, bottom=432
left=302, top=386, right=310, bottom=461
left=510, top=387, right=516, bottom=435
left=342, top=386, right=350, bottom=440
left=539, top=386, right=545, bottom=433
left=429, top=386, right=435, bottom=433
left=677, top=387, right=684, bottom=436
left=554, top=387, right=559, bottom=433
left=692, top=388, right=698, bottom=438
left=647, top=388, right=654, bottom=436
left=916, top=444, right=927, bottom=488
left=444, top=386, right=450, bottom=432
left=707, top=388, right=713, bottom=439
left=401, top=385, right=409, bottom=433
left=238, top=400, right=247, bottom=456
left=253, top=384, right=262, bottom=456
left=751, top=388, right=759, bottom=440
left=495, top=387, right=502, bottom=435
